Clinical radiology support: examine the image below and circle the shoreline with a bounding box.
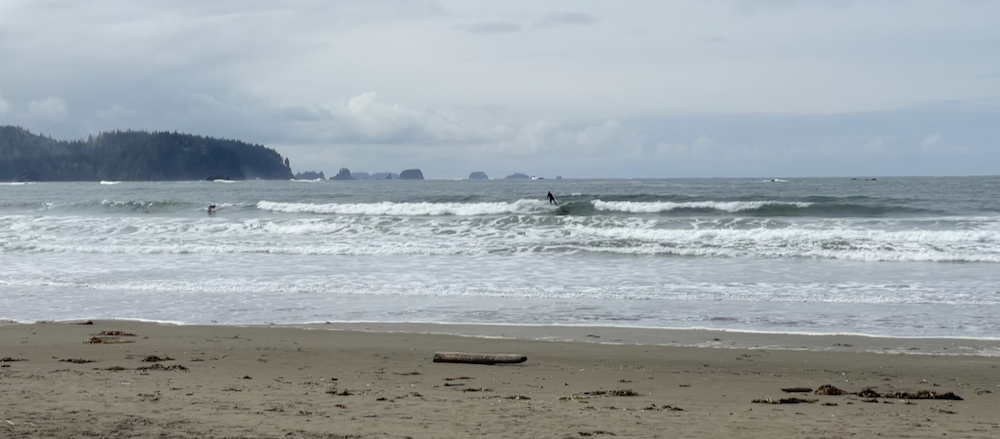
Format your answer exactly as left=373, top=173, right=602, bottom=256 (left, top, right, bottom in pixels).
left=297, top=322, right=1000, bottom=357
left=3, top=320, right=998, bottom=438
left=5, top=319, right=1000, bottom=357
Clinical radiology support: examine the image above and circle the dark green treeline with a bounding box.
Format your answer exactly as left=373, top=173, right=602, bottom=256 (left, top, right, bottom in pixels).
left=0, top=125, right=293, bottom=181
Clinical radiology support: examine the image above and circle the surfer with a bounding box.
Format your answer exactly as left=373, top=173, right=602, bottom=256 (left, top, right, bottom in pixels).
left=208, top=204, right=216, bottom=214
left=547, top=191, right=558, bottom=205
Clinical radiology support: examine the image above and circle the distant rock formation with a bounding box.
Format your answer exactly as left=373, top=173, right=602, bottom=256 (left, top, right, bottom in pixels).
left=469, top=171, right=489, bottom=180
left=370, top=172, right=398, bottom=180
left=352, top=172, right=370, bottom=180
left=330, top=168, right=353, bottom=180
left=399, top=169, right=424, bottom=180
left=556, top=175, right=562, bottom=180
left=504, top=172, right=530, bottom=180
left=295, top=170, right=326, bottom=180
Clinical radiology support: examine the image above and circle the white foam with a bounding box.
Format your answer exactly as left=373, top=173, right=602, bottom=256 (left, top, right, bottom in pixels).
left=99, top=181, right=121, bottom=185
left=572, top=225, right=1000, bottom=262
left=592, top=200, right=812, bottom=213
left=100, top=199, right=152, bottom=208
left=3, top=213, right=1000, bottom=262
left=257, top=199, right=555, bottom=216
left=213, top=179, right=238, bottom=183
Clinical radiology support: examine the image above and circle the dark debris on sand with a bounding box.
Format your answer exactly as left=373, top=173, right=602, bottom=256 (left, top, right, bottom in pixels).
left=752, top=397, right=817, bottom=404
left=137, top=364, right=189, bottom=372
left=84, top=337, right=134, bottom=344
left=98, top=331, right=137, bottom=337
left=764, top=385, right=963, bottom=402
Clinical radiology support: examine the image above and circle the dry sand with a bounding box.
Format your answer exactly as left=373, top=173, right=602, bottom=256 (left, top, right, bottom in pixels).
left=1, top=320, right=998, bottom=438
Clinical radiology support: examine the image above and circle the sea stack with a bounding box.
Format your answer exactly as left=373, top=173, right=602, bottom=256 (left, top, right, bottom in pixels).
left=330, top=168, right=353, bottom=180
left=399, top=169, right=424, bottom=180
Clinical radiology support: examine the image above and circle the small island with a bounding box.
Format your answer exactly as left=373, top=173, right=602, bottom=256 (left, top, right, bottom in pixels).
left=294, top=170, right=326, bottom=180
left=504, top=172, right=530, bottom=180
left=469, top=171, right=489, bottom=180
left=349, top=172, right=398, bottom=180
left=330, top=168, right=354, bottom=180
left=399, top=169, right=424, bottom=180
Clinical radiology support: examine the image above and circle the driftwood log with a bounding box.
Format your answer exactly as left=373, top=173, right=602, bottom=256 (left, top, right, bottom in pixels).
left=433, top=352, right=527, bottom=365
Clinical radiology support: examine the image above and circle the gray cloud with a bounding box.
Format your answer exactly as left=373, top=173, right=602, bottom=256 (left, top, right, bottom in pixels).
left=736, top=0, right=801, bottom=13
left=736, top=0, right=855, bottom=13
left=467, top=22, right=522, bottom=34
left=466, top=11, right=594, bottom=34
left=25, top=98, right=69, bottom=122
left=2, top=1, right=999, bottom=177
left=538, top=12, right=596, bottom=26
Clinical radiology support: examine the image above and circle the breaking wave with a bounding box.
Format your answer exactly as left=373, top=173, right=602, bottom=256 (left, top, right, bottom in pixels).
left=593, top=200, right=812, bottom=213
left=3, top=214, right=999, bottom=262
left=257, top=199, right=556, bottom=216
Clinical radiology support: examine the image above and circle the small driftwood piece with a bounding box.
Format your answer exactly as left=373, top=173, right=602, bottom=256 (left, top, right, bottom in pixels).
left=433, top=352, right=527, bottom=365
left=781, top=387, right=814, bottom=393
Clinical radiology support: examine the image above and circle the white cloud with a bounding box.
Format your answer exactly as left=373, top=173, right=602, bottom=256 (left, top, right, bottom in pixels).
left=575, top=120, right=639, bottom=156
left=916, top=133, right=985, bottom=155
left=862, top=137, right=887, bottom=154
left=921, top=134, right=944, bottom=149
left=486, top=119, right=640, bottom=160
left=254, top=93, right=641, bottom=163
left=323, top=92, right=466, bottom=144
left=25, top=97, right=68, bottom=121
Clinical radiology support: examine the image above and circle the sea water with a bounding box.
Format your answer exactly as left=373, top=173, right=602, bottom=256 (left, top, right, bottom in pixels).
left=1, top=177, right=999, bottom=339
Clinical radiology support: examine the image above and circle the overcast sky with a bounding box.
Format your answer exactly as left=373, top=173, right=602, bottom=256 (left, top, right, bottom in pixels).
left=1, top=0, right=998, bottom=178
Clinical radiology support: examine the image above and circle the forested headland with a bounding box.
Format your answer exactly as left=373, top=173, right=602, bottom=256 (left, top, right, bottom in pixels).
left=0, top=126, right=293, bottom=181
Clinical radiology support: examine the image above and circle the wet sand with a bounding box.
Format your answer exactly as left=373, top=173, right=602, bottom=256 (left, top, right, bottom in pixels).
left=1, top=320, right=998, bottom=438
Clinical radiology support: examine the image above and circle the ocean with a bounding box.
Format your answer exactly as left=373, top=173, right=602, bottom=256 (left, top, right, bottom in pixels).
left=1, top=177, right=999, bottom=340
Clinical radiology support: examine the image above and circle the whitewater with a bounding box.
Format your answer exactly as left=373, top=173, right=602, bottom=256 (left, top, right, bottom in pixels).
left=2, top=177, right=999, bottom=340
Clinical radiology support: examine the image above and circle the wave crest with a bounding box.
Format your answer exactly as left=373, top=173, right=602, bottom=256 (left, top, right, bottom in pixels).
left=257, top=199, right=556, bottom=216
left=592, top=200, right=812, bottom=213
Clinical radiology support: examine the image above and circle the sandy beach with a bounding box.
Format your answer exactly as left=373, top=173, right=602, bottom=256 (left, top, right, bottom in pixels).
left=1, top=321, right=998, bottom=438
